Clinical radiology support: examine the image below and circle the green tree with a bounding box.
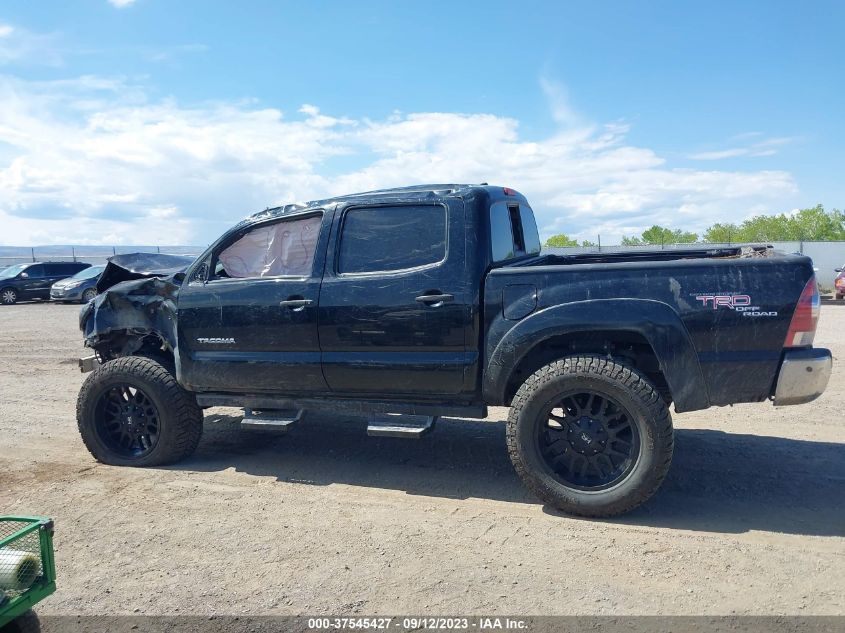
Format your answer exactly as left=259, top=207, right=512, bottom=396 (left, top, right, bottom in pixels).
left=622, top=225, right=698, bottom=246
left=544, top=234, right=579, bottom=247
left=703, top=223, right=740, bottom=243
left=703, top=205, right=845, bottom=242
left=580, top=239, right=598, bottom=247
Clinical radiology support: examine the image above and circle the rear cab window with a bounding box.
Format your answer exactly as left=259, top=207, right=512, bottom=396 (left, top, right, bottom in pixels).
left=490, top=201, right=541, bottom=263
left=338, top=204, right=447, bottom=274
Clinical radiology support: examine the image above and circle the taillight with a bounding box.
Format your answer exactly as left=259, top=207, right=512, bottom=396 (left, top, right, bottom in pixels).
left=784, top=277, right=820, bottom=347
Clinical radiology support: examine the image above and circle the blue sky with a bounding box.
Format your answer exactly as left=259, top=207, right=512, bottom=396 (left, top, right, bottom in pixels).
left=0, top=0, right=842, bottom=245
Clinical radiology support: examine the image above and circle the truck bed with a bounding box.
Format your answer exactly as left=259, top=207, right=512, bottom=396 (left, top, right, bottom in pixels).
left=484, top=247, right=814, bottom=410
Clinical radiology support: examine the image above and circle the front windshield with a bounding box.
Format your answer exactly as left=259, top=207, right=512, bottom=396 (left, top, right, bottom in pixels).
left=0, top=264, right=29, bottom=277
left=72, top=265, right=105, bottom=280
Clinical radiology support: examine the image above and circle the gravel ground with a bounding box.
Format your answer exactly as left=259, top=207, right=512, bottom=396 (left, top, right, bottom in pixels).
left=0, top=301, right=843, bottom=616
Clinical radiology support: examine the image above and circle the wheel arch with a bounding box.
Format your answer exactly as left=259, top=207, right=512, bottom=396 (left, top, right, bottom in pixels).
left=483, top=299, right=710, bottom=413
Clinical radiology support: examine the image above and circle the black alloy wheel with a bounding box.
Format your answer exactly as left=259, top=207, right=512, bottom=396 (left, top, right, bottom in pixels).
left=539, top=391, right=640, bottom=491
left=93, top=383, right=161, bottom=459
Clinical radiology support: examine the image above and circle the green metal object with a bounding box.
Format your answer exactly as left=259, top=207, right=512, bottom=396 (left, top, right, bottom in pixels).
left=0, top=516, right=56, bottom=629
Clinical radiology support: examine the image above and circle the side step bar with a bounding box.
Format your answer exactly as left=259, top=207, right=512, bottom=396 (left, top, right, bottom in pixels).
left=240, top=408, right=302, bottom=431
left=196, top=393, right=486, bottom=419
left=367, top=414, right=436, bottom=439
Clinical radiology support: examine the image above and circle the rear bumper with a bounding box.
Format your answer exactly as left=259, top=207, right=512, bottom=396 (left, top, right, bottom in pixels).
left=773, top=348, right=832, bottom=406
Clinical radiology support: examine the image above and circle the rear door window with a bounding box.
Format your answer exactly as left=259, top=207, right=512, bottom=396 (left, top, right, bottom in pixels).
left=338, top=204, right=447, bottom=274
left=46, top=263, right=78, bottom=276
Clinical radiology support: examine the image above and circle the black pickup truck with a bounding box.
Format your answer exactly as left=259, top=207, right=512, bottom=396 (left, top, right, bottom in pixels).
left=76, top=184, right=832, bottom=517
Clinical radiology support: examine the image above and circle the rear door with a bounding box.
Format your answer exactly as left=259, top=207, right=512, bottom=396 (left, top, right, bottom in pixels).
left=42, top=264, right=77, bottom=299
left=177, top=210, right=331, bottom=394
left=318, top=199, right=474, bottom=396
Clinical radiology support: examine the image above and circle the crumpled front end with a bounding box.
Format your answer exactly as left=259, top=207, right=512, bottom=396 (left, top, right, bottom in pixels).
left=80, top=275, right=183, bottom=356
left=79, top=252, right=195, bottom=359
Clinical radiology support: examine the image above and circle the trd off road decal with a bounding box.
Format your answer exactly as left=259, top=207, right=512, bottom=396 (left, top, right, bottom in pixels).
left=693, top=293, right=777, bottom=317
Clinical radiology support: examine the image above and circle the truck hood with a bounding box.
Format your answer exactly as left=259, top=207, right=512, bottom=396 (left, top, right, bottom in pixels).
left=96, top=252, right=196, bottom=293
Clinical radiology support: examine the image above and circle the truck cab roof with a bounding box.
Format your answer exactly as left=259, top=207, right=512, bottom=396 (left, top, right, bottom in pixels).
left=249, top=184, right=526, bottom=221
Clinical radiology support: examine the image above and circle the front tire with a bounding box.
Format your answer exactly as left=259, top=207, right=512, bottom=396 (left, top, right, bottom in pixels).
left=76, top=356, right=203, bottom=466
left=507, top=355, right=673, bottom=517
left=81, top=288, right=97, bottom=303
left=1, top=287, right=17, bottom=305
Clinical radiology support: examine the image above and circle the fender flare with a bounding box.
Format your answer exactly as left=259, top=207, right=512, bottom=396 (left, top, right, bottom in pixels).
left=483, top=298, right=710, bottom=413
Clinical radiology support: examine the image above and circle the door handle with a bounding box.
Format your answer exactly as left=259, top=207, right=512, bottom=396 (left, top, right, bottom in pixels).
left=415, top=293, right=454, bottom=306
left=279, top=298, right=314, bottom=311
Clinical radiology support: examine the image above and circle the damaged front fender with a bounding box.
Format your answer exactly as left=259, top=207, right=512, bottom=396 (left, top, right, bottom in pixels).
left=80, top=253, right=195, bottom=356
left=81, top=276, right=182, bottom=353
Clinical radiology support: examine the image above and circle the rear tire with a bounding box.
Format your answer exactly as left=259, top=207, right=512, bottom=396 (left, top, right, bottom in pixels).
left=1, top=287, right=17, bottom=305
left=76, top=356, right=202, bottom=466
left=507, top=355, right=673, bottom=517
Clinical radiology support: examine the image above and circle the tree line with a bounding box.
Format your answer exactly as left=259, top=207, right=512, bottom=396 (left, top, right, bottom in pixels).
left=544, top=204, right=845, bottom=248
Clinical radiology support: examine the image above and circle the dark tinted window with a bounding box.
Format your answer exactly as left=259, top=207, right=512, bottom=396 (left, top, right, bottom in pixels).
left=508, top=205, right=525, bottom=252
left=338, top=205, right=446, bottom=274
left=490, top=201, right=540, bottom=261
left=490, top=203, right=515, bottom=261
left=25, top=265, right=45, bottom=277
left=519, top=204, right=541, bottom=255
left=45, top=263, right=87, bottom=276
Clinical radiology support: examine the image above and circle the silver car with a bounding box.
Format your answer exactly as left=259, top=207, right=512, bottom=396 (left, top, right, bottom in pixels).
left=50, top=265, right=106, bottom=303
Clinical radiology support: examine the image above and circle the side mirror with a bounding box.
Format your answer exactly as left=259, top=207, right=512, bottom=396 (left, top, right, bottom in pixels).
left=19, top=272, right=29, bottom=279
left=835, top=268, right=843, bottom=273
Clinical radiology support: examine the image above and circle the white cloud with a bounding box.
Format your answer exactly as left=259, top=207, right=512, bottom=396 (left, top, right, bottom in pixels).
left=107, top=0, right=137, bottom=7
left=0, top=23, right=63, bottom=67
left=539, top=77, right=583, bottom=129
left=689, top=136, right=799, bottom=161
left=0, top=73, right=798, bottom=246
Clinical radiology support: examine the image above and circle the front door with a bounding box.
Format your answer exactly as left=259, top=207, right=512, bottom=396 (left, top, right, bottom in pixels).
left=18, top=264, right=48, bottom=300
left=177, top=211, right=331, bottom=394
left=318, top=200, right=474, bottom=396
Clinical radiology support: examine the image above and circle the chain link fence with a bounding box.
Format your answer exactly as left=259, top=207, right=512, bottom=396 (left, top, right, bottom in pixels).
left=0, top=246, right=200, bottom=270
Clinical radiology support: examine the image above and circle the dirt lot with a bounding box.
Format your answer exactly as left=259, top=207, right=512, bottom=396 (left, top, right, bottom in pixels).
left=0, top=302, right=843, bottom=616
